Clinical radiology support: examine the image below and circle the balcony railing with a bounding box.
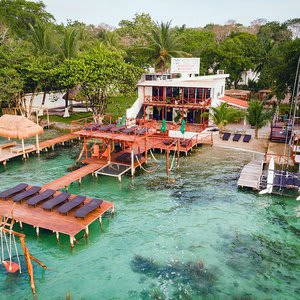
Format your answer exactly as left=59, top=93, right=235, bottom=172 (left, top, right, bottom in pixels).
left=144, top=96, right=211, bottom=108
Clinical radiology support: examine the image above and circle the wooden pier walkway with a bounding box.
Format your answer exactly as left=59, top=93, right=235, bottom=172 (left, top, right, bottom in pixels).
left=38, top=133, right=77, bottom=151
left=0, top=133, right=77, bottom=165
left=43, top=160, right=107, bottom=190
left=237, top=159, right=264, bottom=190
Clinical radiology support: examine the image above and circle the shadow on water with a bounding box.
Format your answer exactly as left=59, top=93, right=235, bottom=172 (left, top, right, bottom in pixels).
left=130, top=255, right=220, bottom=299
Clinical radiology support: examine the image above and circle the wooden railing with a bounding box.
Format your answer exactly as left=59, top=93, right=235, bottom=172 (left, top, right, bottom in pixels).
left=144, top=96, right=211, bottom=108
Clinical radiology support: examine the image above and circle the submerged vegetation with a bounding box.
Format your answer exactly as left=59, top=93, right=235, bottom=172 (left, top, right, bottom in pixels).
left=131, top=255, right=220, bottom=298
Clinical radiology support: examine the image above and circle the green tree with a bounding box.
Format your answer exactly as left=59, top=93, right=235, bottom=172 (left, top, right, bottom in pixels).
left=0, top=0, right=54, bottom=38
left=210, top=102, right=241, bottom=132
left=246, top=100, right=273, bottom=138
left=117, top=13, right=155, bottom=46
left=139, top=21, right=190, bottom=72
left=180, top=29, right=217, bottom=74
left=216, top=32, right=261, bottom=88
left=57, top=49, right=142, bottom=116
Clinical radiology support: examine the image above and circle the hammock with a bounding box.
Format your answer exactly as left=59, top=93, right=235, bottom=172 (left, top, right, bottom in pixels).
left=135, top=155, right=159, bottom=173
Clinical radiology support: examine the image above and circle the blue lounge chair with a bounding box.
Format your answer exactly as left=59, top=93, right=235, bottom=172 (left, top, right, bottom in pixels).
left=111, top=126, right=126, bottom=132
left=42, top=192, right=71, bottom=211
left=57, top=195, right=86, bottom=214
left=13, top=186, right=41, bottom=202
left=136, top=127, right=147, bottom=135
left=27, top=189, right=56, bottom=207
left=0, top=183, right=28, bottom=199
left=74, top=199, right=103, bottom=218
left=99, top=124, right=114, bottom=132
left=243, top=134, right=251, bottom=143
left=84, top=124, right=101, bottom=131
left=122, top=126, right=138, bottom=134
left=222, top=133, right=231, bottom=141
left=233, top=133, right=242, bottom=142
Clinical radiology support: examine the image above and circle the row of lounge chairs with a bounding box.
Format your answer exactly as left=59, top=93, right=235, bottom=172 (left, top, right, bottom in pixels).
left=273, top=171, right=300, bottom=187
left=222, top=133, right=251, bottom=143
left=84, top=123, right=148, bottom=135
left=0, top=183, right=103, bottom=218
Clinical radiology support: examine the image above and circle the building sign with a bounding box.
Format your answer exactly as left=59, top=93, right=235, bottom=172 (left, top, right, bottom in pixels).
left=171, top=58, right=200, bottom=74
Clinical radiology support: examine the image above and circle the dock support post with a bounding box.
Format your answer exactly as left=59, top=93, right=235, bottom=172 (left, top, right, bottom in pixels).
left=36, top=134, right=40, bottom=155
left=78, top=178, right=81, bottom=185
left=70, top=236, right=74, bottom=248
left=21, top=139, right=26, bottom=159
left=65, top=186, right=68, bottom=192
left=36, top=227, right=39, bottom=237
left=99, top=216, right=103, bottom=230
left=56, top=232, right=59, bottom=241
left=177, top=139, right=180, bottom=168
left=131, top=147, right=135, bottom=177
left=85, top=226, right=89, bottom=237
left=118, top=175, right=121, bottom=182
left=166, top=149, right=170, bottom=177
left=19, top=221, right=23, bottom=231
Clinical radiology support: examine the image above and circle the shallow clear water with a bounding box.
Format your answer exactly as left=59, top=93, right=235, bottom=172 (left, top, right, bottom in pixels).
left=0, top=141, right=299, bottom=300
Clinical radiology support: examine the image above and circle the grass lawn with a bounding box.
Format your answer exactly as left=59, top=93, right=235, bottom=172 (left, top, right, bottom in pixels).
left=40, top=92, right=138, bottom=124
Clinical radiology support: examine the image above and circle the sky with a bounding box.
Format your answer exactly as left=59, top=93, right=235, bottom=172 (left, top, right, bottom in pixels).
left=40, top=0, right=300, bottom=28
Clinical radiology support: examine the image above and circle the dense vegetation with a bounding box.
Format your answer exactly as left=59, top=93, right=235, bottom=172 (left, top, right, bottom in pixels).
left=0, top=0, right=299, bottom=116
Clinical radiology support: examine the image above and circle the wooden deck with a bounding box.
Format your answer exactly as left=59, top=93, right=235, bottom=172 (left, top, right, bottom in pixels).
left=38, top=133, right=77, bottom=150
left=237, top=159, right=264, bottom=189
left=0, top=133, right=77, bottom=165
left=0, top=193, right=114, bottom=242
left=43, top=160, right=107, bottom=190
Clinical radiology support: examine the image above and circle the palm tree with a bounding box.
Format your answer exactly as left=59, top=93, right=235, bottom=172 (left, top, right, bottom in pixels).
left=246, top=100, right=273, bottom=138
left=98, top=30, right=122, bottom=51
left=139, top=21, right=190, bottom=72
left=210, top=102, right=241, bottom=132
left=29, top=22, right=54, bottom=55
left=61, top=27, right=81, bottom=60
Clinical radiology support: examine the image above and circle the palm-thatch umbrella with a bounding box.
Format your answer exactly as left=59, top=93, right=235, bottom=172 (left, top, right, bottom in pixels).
left=0, top=115, right=44, bottom=157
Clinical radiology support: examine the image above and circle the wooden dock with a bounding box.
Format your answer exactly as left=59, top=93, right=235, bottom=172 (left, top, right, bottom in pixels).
left=237, top=159, right=264, bottom=190
left=43, top=160, right=107, bottom=190
left=38, top=133, right=77, bottom=151
left=0, top=193, right=114, bottom=247
left=0, top=133, right=77, bottom=165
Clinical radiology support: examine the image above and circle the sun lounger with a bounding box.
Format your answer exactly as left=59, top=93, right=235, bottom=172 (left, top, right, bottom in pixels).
left=84, top=123, right=101, bottom=131
left=27, top=189, right=56, bottom=206
left=233, top=133, right=242, bottom=142
left=122, top=126, right=138, bottom=134
left=180, top=140, right=191, bottom=147
left=12, top=186, right=41, bottom=202
left=111, top=126, right=126, bottom=132
left=99, top=124, right=114, bottom=131
left=136, top=127, right=147, bottom=135
left=10, top=144, right=35, bottom=154
left=243, top=134, right=251, bottom=143
left=116, top=152, right=131, bottom=163
left=0, top=183, right=28, bottom=199
left=222, top=133, right=231, bottom=141
left=74, top=199, right=103, bottom=218
left=0, top=140, right=17, bottom=149
left=163, top=140, right=173, bottom=146
left=42, top=192, right=71, bottom=211
left=57, top=195, right=86, bottom=214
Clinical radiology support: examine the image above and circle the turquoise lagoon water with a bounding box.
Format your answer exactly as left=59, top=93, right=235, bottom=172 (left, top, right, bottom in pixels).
left=0, top=138, right=299, bottom=299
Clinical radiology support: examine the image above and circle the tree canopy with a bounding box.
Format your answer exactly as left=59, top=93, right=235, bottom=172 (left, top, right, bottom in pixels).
left=0, top=2, right=299, bottom=113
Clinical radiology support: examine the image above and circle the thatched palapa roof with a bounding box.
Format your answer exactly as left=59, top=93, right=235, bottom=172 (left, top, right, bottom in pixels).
left=0, top=115, right=44, bottom=139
